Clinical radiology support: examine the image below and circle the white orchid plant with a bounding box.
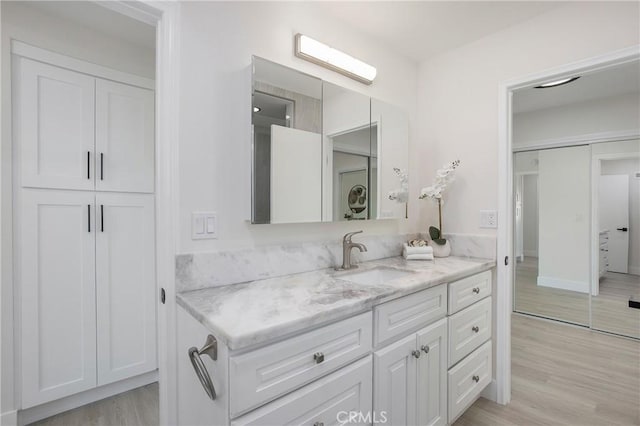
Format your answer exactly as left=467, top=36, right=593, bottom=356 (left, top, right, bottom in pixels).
left=388, top=168, right=409, bottom=203
left=419, top=160, right=460, bottom=245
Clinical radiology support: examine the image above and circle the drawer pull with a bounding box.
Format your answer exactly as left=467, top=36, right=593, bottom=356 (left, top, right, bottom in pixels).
left=472, top=287, right=480, bottom=294
left=421, top=345, right=430, bottom=354
left=313, top=422, right=324, bottom=426
left=412, top=350, right=421, bottom=359
left=313, top=352, right=325, bottom=364
left=472, top=326, right=480, bottom=333
left=472, top=375, right=480, bottom=383
left=188, top=335, right=218, bottom=401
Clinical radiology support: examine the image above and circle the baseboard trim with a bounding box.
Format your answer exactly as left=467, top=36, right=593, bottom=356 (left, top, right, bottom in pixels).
left=480, top=379, right=498, bottom=403
left=523, top=250, right=538, bottom=258
left=1, top=410, right=18, bottom=426
left=18, top=370, right=158, bottom=425
left=537, top=275, right=589, bottom=293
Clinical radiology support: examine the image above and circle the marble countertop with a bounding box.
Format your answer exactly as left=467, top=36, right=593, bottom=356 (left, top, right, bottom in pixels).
left=177, top=256, right=495, bottom=351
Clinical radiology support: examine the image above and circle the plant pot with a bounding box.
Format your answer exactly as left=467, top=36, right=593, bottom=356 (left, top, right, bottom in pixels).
left=428, top=239, right=451, bottom=258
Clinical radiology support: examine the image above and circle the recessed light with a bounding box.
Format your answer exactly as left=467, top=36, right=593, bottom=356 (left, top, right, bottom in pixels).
left=534, top=76, right=580, bottom=88
left=253, top=106, right=261, bottom=113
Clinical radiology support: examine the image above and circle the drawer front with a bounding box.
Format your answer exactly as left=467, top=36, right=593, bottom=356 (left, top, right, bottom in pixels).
left=448, top=297, right=491, bottom=367
left=448, top=340, right=492, bottom=423
left=374, top=285, right=447, bottom=347
left=448, top=270, right=492, bottom=314
left=232, top=356, right=373, bottom=426
left=230, top=312, right=372, bottom=417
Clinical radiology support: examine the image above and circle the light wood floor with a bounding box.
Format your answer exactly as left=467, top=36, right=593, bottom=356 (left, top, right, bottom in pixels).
left=28, top=383, right=158, bottom=426
left=455, top=314, right=640, bottom=426
left=514, top=257, right=640, bottom=338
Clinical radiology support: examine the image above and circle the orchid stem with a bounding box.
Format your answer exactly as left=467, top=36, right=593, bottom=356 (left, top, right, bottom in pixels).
left=438, top=198, right=443, bottom=236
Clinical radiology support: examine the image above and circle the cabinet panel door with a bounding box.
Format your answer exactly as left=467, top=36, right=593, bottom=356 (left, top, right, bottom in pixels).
left=373, top=334, right=417, bottom=426
left=416, top=318, right=448, bottom=426
left=16, top=58, right=95, bottom=190
left=20, top=190, right=96, bottom=407
left=96, top=193, right=156, bottom=385
left=95, top=79, right=155, bottom=193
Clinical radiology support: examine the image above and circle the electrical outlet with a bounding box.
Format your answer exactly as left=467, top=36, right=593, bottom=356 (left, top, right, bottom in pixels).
left=480, top=210, right=497, bottom=228
left=192, top=212, right=218, bottom=239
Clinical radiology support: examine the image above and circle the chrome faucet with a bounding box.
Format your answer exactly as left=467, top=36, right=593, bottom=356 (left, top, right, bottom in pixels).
left=339, top=231, right=368, bottom=270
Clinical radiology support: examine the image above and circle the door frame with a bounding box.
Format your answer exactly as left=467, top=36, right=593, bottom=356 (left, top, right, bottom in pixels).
left=496, top=45, right=640, bottom=405
left=591, top=151, right=640, bottom=295
left=0, top=1, right=180, bottom=425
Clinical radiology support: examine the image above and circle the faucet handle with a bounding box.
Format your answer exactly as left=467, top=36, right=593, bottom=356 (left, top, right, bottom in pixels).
left=343, top=230, right=363, bottom=242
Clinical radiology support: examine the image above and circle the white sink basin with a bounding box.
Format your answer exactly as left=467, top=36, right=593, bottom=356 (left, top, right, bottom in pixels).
left=340, top=266, right=415, bottom=285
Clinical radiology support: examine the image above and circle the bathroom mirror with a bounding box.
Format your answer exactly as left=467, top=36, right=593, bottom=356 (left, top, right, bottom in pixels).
left=251, top=56, right=409, bottom=224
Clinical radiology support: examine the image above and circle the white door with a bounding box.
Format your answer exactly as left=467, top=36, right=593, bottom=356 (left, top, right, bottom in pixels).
left=15, top=57, right=95, bottom=190
left=416, top=318, right=448, bottom=426
left=95, top=79, right=155, bottom=193
left=373, top=334, right=417, bottom=426
left=96, top=193, right=157, bottom=385
left=20, top=190, right=96, bottom=407
left=515, top=175, right=524, bottom=261
left=599, top=174, right=630, bottom=273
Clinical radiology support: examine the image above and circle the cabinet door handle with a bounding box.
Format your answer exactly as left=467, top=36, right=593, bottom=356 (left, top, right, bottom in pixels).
left=472, top=375, right=480, bottom=383
left=87, top=151, right=91, bottom=179
left=100, top=204, right=104, bottom=232
left=421, top=345, right=430, bottom=354
left=412, top=350, right=421, bottom=359
left=472, top=287, right=480, bottom=294
left=100, top=153, right=104, bottom=181
left=87, top=204, right=91, bottom=232
left=472, top=326, right=480, bottom=333
left=313, top=422, right=324, bottom=426
left=314, top=352, right=325, bottom=364
left=188, top=335, right=218, bottom=400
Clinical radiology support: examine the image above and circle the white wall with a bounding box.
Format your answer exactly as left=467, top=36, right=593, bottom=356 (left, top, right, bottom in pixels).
left=514, top=92, right=640, bottom=146
left=538, top=146, right=591, bottom=292
left=0, top=2, right=155, bottom=417
left=416, top=2, right=640, bottom=236
left=601, top=157, right=640, bottom=275
left=177, top=2, right=418, bottom=253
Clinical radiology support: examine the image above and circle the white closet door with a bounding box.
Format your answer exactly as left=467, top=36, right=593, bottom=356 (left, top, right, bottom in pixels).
left=16, top=57, right=95, bottom=190
left=95, top=79, right=155, bottom=193
left=20, top=190, right=96, bottom=408
left=96, top=193, right=156, bottom=385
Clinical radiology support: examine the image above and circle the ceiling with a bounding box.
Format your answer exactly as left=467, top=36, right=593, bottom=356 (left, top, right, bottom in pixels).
left=513, top=60, right=640, bottom=114
left=312, top=1, right=566, bottom=63
left=23, top=1, right=155, bottom=50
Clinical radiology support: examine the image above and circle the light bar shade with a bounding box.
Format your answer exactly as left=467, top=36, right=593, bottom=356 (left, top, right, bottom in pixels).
left=295, top=34, right=377, bottom=85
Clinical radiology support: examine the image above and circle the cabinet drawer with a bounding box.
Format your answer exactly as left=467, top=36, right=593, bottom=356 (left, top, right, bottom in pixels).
left=448, top=340, right=492, bottom=423
left=374, top=285, right=447, bottom=347
left=448, top=270, right=491, bottom=314
left=448, top=297, right=491, bottom=367
left=229, top=312, right=372, bottom=417
left=232, top=356, right=372, bottom=426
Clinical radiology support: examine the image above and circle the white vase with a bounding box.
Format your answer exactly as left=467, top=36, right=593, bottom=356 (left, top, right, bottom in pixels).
left=428, top=240, right=451, bottom=258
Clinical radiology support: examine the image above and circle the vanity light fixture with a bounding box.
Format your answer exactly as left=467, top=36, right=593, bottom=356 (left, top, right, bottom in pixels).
left=294, top=34, right=377, bottom=85
left=534, top=76, right=580, bottom=88
left=253, top=106, right=261, bottom=113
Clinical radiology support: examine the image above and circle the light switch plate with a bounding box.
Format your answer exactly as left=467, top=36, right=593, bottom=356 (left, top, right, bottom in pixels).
left=192, top=212, right=218, bottom=239
left=479, top=210, right=497, bottom=228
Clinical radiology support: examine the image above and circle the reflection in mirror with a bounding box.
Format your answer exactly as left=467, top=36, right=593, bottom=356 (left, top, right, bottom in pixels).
left=252, top=57, right=322, bottom=224
left=322, top=82, right=372, bottom=221
left=591, top=140, right=640, bottom=339
left=513, top=146, right=590, bottom=326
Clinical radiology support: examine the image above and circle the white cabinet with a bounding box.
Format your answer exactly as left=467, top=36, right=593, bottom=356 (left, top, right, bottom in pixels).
left=16, top=58, right=95, bottom=191
left=95, top=80, right=155, bottom=193
left=20, top=190, right=97, bottom=408
left=373, top=317, right=448, bottom=426
left=15, top=57, right=154, bottom=194
left=96, top=193, right=156, bottom=385
left=20, top=191, right=156, bottom=406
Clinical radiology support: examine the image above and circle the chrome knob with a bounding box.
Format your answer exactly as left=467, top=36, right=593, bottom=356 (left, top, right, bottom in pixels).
left=472, top=287, right=480, bottom=294
left=412, top=350, right=421, bottom=359
left=421, top=345, right=430, bottom=354
left=313, top=422, right=324, bottom=426
left=314, top=352, right=325, bottom=364
left=472, top=326, right=480, bottom=333
left=472, top=375, right=480, bottom=383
